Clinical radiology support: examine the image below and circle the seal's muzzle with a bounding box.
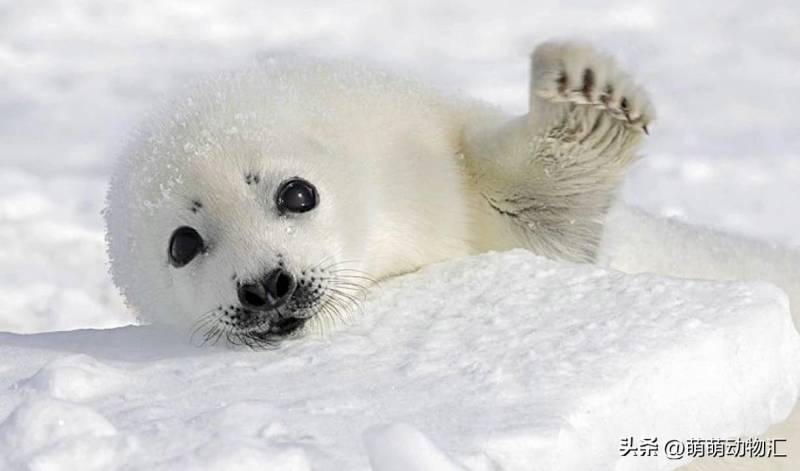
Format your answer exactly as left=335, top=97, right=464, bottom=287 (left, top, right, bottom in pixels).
left=237, top=268, right=297, bottom=311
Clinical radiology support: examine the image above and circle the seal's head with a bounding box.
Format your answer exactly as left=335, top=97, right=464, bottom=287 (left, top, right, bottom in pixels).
left=105, top=58, right=474, bottom=346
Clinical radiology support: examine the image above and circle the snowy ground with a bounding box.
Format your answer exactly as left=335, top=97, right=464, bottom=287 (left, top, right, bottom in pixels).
left=1, top=1, right=800, bottom=469
left=1, top=251, right=798, bottom=470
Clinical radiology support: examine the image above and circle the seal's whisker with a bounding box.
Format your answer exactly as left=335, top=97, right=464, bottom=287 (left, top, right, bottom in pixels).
left=329, top=280, right=370, bottom=298
left=202, top=326, right=219, bottom=345
left=327, top=287, right=363, bottom=307
left=324, top=289, right=351, bottom=310
left=316, top=305, right=338, bottom=334
left=330, top=267, right=377, bottom=280
left=210, top=326, right=226, bottom=346
left=190, top=308, right=222, bottom=342
left=192, top=309, right=217, bottom=328
left=317, top=305, right=334, bottom=334
left=323, top=292, right=360, bottom=324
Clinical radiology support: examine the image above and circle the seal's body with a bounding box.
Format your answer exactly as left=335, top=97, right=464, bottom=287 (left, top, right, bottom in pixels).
left=105, top=41, right=652, bottom=344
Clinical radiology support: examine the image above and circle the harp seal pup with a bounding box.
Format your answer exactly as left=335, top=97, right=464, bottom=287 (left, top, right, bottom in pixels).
left=105, top=41, right=653, bottom=346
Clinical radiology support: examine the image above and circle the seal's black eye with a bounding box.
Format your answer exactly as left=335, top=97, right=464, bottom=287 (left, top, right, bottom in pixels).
left=169, top=226, right=203, bottom=267
left=276, top=178, right=318, bottom=213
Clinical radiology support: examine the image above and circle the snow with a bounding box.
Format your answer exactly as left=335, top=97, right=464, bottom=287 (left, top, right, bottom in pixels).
left=2, top=0, right=800, bottom=469
left=364, top=423, right=464, bottom=471
left=0, top=251, right=798, bottom=470
left=0, top=168, right=129, bottom=333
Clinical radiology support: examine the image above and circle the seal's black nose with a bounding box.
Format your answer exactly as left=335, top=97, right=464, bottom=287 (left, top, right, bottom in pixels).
left=237, top=269, right=296, bottom=310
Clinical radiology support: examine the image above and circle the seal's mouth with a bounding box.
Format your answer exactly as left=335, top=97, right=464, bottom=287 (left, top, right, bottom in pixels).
left=226, top=316, right=309, bottom=348
left=246, top=317, right=310, bottom=341
left=265, top=316, right=307, bottom=336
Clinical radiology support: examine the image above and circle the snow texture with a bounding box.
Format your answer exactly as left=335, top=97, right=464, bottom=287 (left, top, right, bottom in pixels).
left=364, top=423, right=465, bottom=471
left=0, top=251, right=798, bottom=470
left=2, top=1, right=800, bottom=470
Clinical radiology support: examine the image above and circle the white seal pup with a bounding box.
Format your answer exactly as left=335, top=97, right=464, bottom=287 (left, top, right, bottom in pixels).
left=105, top=41, right=653, bottom=346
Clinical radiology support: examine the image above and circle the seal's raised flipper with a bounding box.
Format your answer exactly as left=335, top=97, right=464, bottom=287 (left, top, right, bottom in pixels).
left=530, top=41, right=653, bottom=133
left=463, top=41, right=654, bottom=263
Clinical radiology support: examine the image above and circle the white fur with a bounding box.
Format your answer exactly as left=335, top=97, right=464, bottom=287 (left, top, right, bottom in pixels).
left=106, top=58, right=476, bottom=331
left=463, top=41, right=652, bottom=262
left=106, top=42, right=652, bottom=336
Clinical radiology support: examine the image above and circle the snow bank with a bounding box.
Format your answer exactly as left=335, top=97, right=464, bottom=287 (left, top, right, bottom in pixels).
left=0, top=250, right=797, bottom=470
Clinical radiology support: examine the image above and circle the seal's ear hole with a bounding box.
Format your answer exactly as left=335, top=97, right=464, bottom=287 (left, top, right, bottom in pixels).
left=276, top=178, right=318, bottom=214
left=168, top=226, right=204, bottom=267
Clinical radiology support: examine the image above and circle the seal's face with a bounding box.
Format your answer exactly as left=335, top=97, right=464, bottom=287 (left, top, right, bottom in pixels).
left=106, top=59, right=474, bottom=347
left=106, top=93, right=378, bottom=346
left=164, top=124, right=382, bottom=345
left=166, top=173, right=349, bottom=345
